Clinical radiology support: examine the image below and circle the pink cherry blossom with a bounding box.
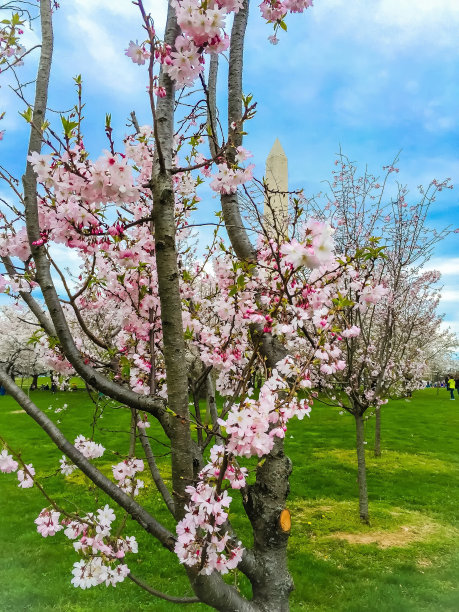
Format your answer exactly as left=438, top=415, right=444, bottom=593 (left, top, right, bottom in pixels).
left=125, top=41, right=150, bottom=65
left=341, top=325, right=361, bottom=338
left=17, top=463, right=35, bottom=488
left=0, top=449, right=18, bottom=473
left=35, top=508, right=64, bottom=537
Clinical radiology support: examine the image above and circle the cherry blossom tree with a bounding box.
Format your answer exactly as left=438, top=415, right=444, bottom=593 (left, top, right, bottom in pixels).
left=426, top=340, right=459, bottom=384
left=302, top=155, right=454, bottom=522
left=0, top=1, right=388, bottom=609
left=0, top=304, right=50, bottom=385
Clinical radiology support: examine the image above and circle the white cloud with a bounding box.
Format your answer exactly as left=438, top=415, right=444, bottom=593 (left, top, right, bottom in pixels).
left=47, top=244, right=84, bottom=295
left=53, top=0, right=168, bottom=97
left=312, top=0, right=459, bottom=53
left=71, top=0, right=140, bottom=19
left=440, top=289, right=459, bottom=303
left=426, top=258, right=459, bottom=276
left=65, top=14, right=140, bottom=95
left=68, top=0, right=168, bottom=30
left=440, top=320, right=459, bottom=336
left=247, top=0, right=459, bottom=142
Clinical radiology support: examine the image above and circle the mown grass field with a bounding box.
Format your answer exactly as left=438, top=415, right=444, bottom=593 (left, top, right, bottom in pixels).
left=1, top=386, right=459, bottom=611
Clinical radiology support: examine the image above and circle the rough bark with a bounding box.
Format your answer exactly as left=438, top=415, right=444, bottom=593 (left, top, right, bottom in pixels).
left=354, top=412, right=370, bottom=523
left=218, top=2, right=294, bottom=609
left=151, top=9, right=256, bottom=609
left=145, top=5, right=266, bottom=609
left=151, top=176, right=194, bottom=515
left=29, top=373, right=39, bottom=390
left=206, top=373, right=219, bottom=433
left=374, top=405, right=381, bottom=458
left=244, top=438, right=294, bottom=611
left=221, top=0, right=257, bottom=263
left=207, top=53, right=219, bottom=159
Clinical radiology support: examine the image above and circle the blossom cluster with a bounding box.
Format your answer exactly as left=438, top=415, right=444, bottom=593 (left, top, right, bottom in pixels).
left=175, top=444, right=246, bottom=574
left=175, top=481, right=243, bottom=574
left=74, top=435, right=105, bottom=459
left=0, top=14, right=26, bottom=69
left=0, top=439, right=145, bottom=589
left=112, top=458, right=145, bottom=497
left=175, top=367, right=312, bottom=573
left=172, top=219, right=393, bottom=573
left=34, top=505, right=137, bottom=589
left=209, top=162, right=255, bottom=195
left=0, top=450, right=34, bottom=487
left=164, top=0, right=241, bottom=87
left=259, top=0, right=313, bottom=26
left=125, top=0, right=313, bottom=87
left=280, top=220, right=335, bottom=269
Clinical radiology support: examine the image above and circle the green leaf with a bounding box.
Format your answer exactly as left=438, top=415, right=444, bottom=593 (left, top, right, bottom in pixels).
left=120, top=355, right=131, bottom=378
left=61, top=116, right=79, bottom=138
left=48, top=336, right=60, bottom=349
left=27, top=330, right=44, bottom=345
left=19, top=107, right=33, bottom=123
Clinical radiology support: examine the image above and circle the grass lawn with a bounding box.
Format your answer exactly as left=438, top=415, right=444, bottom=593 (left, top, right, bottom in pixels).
left=1, top=386, right=459, bottom=611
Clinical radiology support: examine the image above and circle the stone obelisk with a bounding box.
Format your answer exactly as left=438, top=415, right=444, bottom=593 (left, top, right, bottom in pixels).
left=264, top=138, right=288, bottom=236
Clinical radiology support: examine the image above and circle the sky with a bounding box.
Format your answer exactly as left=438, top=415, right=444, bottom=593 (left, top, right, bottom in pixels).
left=0, top=0, right=458, bottom=336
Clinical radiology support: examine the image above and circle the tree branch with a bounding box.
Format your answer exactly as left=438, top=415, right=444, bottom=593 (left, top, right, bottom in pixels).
left=220, top=0, right=257, bottom=262
left=1, top=255, right=56, bottom=336
left=138, top=427, right=175, bottom=516
left=0, top=369, right=176, bottom=550
left=20, top=1, right=168, bottom=422
left=128, top=573, right=199, bottom=604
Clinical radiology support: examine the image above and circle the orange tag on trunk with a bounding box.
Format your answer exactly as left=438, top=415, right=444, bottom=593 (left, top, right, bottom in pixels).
left=279, top=509, right=291, bottom=532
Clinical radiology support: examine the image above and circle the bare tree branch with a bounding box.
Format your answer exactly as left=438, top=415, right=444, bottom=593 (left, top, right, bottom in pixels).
left=0, top=369, right=176, bottom=550
left=127, top=573, right=199, bottom=604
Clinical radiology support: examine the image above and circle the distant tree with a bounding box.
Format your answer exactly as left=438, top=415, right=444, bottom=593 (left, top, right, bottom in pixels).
left=0, top=305, right=49, bottom=385
left=303, top=154, right=453, bottom=522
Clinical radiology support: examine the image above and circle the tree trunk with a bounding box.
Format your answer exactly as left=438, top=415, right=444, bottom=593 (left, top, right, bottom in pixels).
left=354, top=413, right=369, bottom=523
left=205, top=373, right=219, bottom=433
left=129, top=408, right=137, bottom=457
left=244, top=439, right=294, bottom=611
left=151, top=3, right=195, bottom=520
left=152, top=172, right=194, bottom=517
left=30, top=373, right=39, bottom=391
left=374, top=405, right=381, bottom=458
left=218, top=2, right=293, bottom=604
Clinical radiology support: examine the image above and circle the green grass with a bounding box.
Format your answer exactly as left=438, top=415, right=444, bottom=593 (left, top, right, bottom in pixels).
left=1, top=388, right=459, bottom=610
left=14, top=376, right=87, bottom=389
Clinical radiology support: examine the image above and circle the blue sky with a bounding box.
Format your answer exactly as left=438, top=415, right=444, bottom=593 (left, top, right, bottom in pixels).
left=1, top=0, right=458, bottom=334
